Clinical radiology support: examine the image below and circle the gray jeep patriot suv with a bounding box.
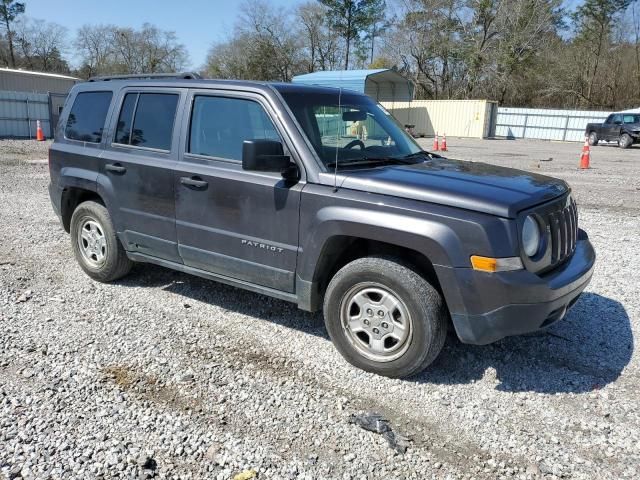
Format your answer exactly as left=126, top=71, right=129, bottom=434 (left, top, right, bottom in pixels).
left=49, top=73, right=596, bottom=378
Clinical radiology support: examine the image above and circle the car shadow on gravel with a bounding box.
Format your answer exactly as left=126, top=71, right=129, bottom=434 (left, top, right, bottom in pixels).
left=117, top=264, right=329, bottom=336
left=117, top=266, right=632, bottom=394
left=416, top=292, right=633, bottom=394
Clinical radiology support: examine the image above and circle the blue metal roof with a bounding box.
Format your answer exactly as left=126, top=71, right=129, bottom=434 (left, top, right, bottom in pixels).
left=292, top=69, right=390, bottom=93
left=291, top=69, right=413, bottom=101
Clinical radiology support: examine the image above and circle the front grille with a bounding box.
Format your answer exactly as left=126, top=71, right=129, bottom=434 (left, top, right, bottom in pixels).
left=546, top=196, right=578, bottom=266
left=520, top=193, right=579, bottom=274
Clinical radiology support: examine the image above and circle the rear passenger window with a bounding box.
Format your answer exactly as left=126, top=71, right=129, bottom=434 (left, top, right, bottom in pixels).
left=65, top=91, right=112, bottom=143
left=188, top=96, right=281, bottom=161
left=114, top=93, right=178, bottom=151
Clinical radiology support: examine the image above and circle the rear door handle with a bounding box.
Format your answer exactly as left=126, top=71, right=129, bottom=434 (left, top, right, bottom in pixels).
left=180, top=176, right=208, bottom=189
left=105, top=163, right=126, bottom=174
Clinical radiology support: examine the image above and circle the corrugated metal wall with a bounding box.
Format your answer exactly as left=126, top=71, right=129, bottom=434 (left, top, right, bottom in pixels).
left=495, top=107, right=610, bottom=142
left=0, top=69, right=77, bottom=94
left=0, top=91, right=52, bottom=138
left=381, top=100, right=495, bottom=138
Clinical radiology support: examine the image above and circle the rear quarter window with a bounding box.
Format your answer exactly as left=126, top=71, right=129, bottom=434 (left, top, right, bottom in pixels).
left=65, top=91, right=113, bottom=143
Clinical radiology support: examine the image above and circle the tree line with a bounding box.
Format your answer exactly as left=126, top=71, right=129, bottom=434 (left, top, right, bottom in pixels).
left=1, top=0, right=639, bottom=110
left=0, top=0, right=189, bottom=78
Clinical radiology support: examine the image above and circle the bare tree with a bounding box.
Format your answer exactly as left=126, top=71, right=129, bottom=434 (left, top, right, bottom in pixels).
left=74, top=23, right=189, bottom=78
left=206, top=0, right=304, bottom=81
left=15, top=18, right=69, bottom=72
left=296, top=1, right=343, bottom=72
left=75, top=24, right=115, bottom=78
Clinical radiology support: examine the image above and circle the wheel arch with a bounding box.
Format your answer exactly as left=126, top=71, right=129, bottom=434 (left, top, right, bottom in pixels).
left=60, top=187, right=105, bottom=233
left=297, top=212, right=466, bottom=312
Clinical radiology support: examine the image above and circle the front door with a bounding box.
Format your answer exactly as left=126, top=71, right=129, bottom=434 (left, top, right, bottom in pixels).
left=99, top=88, right=185, bottom=263
left=602, top=114, right=621, bottom=141
left=174, top=91, right=302, bottom=292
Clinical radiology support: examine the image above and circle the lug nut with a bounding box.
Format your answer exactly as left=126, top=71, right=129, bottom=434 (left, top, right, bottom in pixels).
left=366, top=308, right=373, bottom=316
left=363, top=319, right=370, bottom=326
left=381, top=322, right=388, bottom=329
left=373, top=328, right=380, bottom=334
left=378, top=310, right=384, bottom=316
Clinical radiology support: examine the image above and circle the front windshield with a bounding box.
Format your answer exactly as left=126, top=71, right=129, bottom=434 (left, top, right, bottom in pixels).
left=279, top=90, right=423, bottom=169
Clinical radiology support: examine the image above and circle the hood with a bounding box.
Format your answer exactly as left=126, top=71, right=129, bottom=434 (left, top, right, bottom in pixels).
left=329, top=157, right=569, bottom=218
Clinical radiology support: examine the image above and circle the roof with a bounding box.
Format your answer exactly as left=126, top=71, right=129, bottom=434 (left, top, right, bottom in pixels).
left=291, top=69, right=408, bottom=94
left=0, top=67, right=79, bottom=81
left=75, top=77, right=357, bottom=95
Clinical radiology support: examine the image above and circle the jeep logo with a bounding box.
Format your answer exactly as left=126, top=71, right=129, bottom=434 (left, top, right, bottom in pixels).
left=241, top=239, right=284, bottom=253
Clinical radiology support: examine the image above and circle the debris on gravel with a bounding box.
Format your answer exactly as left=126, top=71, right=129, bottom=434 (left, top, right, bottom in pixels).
left=1, top=140, right=639, bottom=479
left=348, top=412, right=410, bottom=454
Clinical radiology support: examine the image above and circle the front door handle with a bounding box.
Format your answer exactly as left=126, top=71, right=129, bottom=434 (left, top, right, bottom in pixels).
left=105, top=163, right=126, bottom=174
left=180, top=176, right=208, bottom=189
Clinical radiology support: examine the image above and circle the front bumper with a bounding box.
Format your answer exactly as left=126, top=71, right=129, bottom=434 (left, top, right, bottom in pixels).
left=437, top=230, right=596, bottom=345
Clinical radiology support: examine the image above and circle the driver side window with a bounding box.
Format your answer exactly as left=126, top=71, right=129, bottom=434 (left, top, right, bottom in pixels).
left=188, top=95, right=281, bottom=161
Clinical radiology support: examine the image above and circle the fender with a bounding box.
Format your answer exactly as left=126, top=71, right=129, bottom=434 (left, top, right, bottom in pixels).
left=59, top=166, right=98, bottom=192
left=298, top=205, right=467, bottom=283
left=96, top=172, right=122, bottom=232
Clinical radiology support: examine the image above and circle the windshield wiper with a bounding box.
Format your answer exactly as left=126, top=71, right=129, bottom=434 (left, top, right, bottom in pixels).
left=400, top=150, right=442, bottom=160
left=326, top=156, right=421, bottom=169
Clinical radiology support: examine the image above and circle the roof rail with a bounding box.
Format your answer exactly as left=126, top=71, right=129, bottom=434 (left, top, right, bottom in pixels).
left=88, top=72, right=202, bottom=82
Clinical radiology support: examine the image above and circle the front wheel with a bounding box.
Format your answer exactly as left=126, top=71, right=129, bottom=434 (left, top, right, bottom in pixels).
left=323, top=257, right=447, bottom=378
left=618, top=133, right=633, bottom=149
left=588, top=131, right=598, bottom=146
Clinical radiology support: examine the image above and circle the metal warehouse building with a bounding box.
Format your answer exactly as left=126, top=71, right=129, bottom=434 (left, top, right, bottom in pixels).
left=292, top=69, right=414, bottom=103
left=0, top=67, right=78, bottom=94
left=0, top=68, right=79, bottom=139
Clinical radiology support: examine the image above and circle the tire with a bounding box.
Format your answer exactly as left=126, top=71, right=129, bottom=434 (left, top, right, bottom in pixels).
left=70, top=200, right=132, bottom=282
left=588, top=131, right=598, bottom=146
left=323, top=256, right=447, bottom=378
left=618, top=133, right=633, bottom=149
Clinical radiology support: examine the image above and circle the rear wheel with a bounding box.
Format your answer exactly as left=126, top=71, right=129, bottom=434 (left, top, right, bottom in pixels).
left=618, top=133, right=633, bottom=149
left=588, top=131, right=598, bottom=146
left=323, top=256, right=447, bottom=378
left=70, top=200, right=132, bottom=282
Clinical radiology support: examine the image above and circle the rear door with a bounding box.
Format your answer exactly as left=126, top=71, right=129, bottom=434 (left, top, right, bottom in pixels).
left=99, top=88, right=185, bottom=263
left=174, top=90, right=303, bottom=292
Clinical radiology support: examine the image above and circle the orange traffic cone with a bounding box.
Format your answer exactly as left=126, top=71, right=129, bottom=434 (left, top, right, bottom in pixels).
left=432, top=132, right=439, bottom=151
left=440, top=133, right=448, bottom=152
left=579, top=136, right=590, bottom=169
left=36, top=120, right=45, bottom=141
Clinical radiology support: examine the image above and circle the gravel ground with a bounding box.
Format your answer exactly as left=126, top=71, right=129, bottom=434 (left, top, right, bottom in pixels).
left=1, top=139, right=639, bottom=480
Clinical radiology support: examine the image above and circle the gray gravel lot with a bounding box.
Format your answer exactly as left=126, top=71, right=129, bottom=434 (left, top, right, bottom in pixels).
left=1, top=138, right=639, bottom=479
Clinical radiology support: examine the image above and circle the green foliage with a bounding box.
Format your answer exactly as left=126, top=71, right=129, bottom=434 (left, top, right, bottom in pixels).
left=319, top=0, right=386, bottom=68
left=0, top=0, right=24, bottom=24
left=0, top=0, right=25, bottom=67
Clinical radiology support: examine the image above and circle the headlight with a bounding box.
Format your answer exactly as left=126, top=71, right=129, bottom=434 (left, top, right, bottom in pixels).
left=522, top=215, right=541, bottom=257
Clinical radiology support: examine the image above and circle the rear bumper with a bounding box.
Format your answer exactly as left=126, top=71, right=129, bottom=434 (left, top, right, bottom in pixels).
left=49, top=182, right=62, bottom=223
left=438, top=230, right=596, bottom=345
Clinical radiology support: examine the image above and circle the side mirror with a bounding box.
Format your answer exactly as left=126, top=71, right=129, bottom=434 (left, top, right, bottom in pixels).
left=242, top=139, right=291, bottom=173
